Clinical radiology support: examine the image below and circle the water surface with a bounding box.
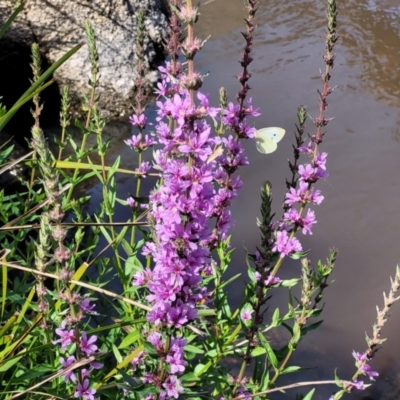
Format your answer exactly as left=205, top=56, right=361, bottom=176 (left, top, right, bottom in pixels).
left=194, top=1, right=400, bottom=398
left=80, top=1, right=400, bottom=397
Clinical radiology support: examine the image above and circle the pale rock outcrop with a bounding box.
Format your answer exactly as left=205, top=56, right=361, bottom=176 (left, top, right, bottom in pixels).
left=0, top=0, right=169, bottom=116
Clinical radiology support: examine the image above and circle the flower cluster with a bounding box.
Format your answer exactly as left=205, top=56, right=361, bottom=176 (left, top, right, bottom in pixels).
left=352, top=351, right=379, bottom=381
left=271, top=147, right=328, bottom=259
left=133, top=60, right=257, bottom=324
left=129, top=55, right=257, bottom=395
left=53, top=298, right=101, bottom=400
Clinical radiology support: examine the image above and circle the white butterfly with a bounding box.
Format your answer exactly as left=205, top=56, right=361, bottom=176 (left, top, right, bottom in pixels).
left=254, top=127, right=286, bottom=154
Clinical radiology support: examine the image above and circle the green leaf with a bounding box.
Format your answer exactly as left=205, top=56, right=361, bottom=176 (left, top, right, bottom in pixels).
left=302, top=388, right=316, bottom=400
left=112, top=343, right=123, bottom=363
left=260, top=369, right=270, bottom=391
left=0, top=2, right=24, bottom=40
left=0, top=145, right=14, bottom=163
left=281, top=278, right=300, bottom=288
left=194, top=363, right=206, bottom=375
left=55, top=160, right=140, bottom=176
left=301, top=320, right=323, bottom=335
left=181, top=372, right=201, bottom=382
left=281, top=365, right=303, bottom=374
left=251, top=346, right=266, bottom=357
left=0, top=355, right=22, bottom=372
left=258, top=331, right=278, bottom=368
left=219, top=273, right=241, bottom=290
left=0, top=80, right=54, bottom=132
left=290, top=250, right=309, bottom=260
left=0, top=43, right=82, bottom=132
left=125, top=255, right=143, bottom=277
left=13, top=365, right=53, bottom=382
left=119, top=330, right=140, bottom=349
left=197, top=309, right=215, bottom=317
left=185, top=345, right=204, bottom=354
left=271, top=307, right=280, bottom=327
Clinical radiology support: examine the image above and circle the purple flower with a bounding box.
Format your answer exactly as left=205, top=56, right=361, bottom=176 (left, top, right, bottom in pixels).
left=352, top=351, right=367, bottom=363
left=272, top=230, right=302, bottom=258
left=301, top=209, right=317, bottom=234
left=240, top=307, right=253, bottom=323
left=236, top=385, right=252, bottom=400
left=352, top=380, right=365, bottom=390
left=162, top=375, right=183, bottom=399
left=264, top=275, right=282, bottom=287
left=165, top=93, right=194, bottom=126
left=285, top=181, right=324, bottom=206
left=166, top=351, right=187, bottom=374
left=129, top=113, right=147, bottom=130
left=135, top=161, right=152, bottom=176
left=125, top=134, right=142, bottom=150
left=80, top=298, right=97, bottom=313
left=315, top=152, right=328, bottom=170
left=127, top=197, right=135, bottom=208
left=243, top=98, right=261, bottom=117
left=254, top=271, right=261, bottom=282
left=283, top=208, right=316, bottom=235
left=59, top=355, right=77, bottom=383
left=147, top=332, right=165, bottom=352
left=125, top=134, right=156, bottom=151
left=79, top=332, right=98, bottom=356
left=74, top=379, right=96, bottom=400
left=197, top=92, right=218, bottom=118
left=222, top=102, right=240, bottom=127
left=353, top=350, right=379, bottom=381
left=361, top=364, right=379, bottom=381
left=178, top=129, right=212, bottom=161
left=132, top=268, right=152, bottom=286
left=140, top=57, right=256, bottom=387
left=131, top=350, right=145, bottom=371
left=298, top=164, right=317, bottom=182
left=53, top=321, right=75, bottom=350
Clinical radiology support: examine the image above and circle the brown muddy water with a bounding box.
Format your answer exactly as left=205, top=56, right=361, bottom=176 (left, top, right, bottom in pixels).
left=51, top=0, right=400, bottom=398
left=192, top=0, right=400, bottom=398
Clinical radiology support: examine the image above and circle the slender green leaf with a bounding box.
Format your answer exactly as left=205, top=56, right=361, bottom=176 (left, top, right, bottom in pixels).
left=0, top=80, right=54, bottom=132
left=220, top=273, right=241, bottom=290
left=13, top=365, right=53, bottom=382
left=0, top=2, right=24, bottom=40
left=251, top=346, right=266, bottom=357
left=301, top=320, right=324, bottom=335
left=0, top=355, right=22, bottom=372
left=0, top=43, right=82, bottom=132
left=119, top=330, right=140, bottom=349
left=112, top=344, right=122, bottom=363
left=302, top=388, right=316, bottom=400
left=258, top=331, right=278, bottom=368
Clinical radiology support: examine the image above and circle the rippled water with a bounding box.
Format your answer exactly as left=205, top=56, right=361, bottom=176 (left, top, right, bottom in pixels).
left=192, top=1, right=400, bottom=398
left=76, top=1, right=400, bottom=397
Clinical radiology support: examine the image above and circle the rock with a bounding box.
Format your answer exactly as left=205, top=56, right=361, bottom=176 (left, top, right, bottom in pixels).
left=0, top=0, right=169, bottom=117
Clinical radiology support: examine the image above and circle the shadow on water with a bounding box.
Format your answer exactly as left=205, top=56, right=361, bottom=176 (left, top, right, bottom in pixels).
left=0, top=40, right=61, bottom=145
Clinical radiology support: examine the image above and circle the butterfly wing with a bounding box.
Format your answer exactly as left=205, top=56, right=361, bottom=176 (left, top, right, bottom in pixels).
left=255, top=131, right=278, bottom=154
left=261, top=127, right=286, bottom=143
